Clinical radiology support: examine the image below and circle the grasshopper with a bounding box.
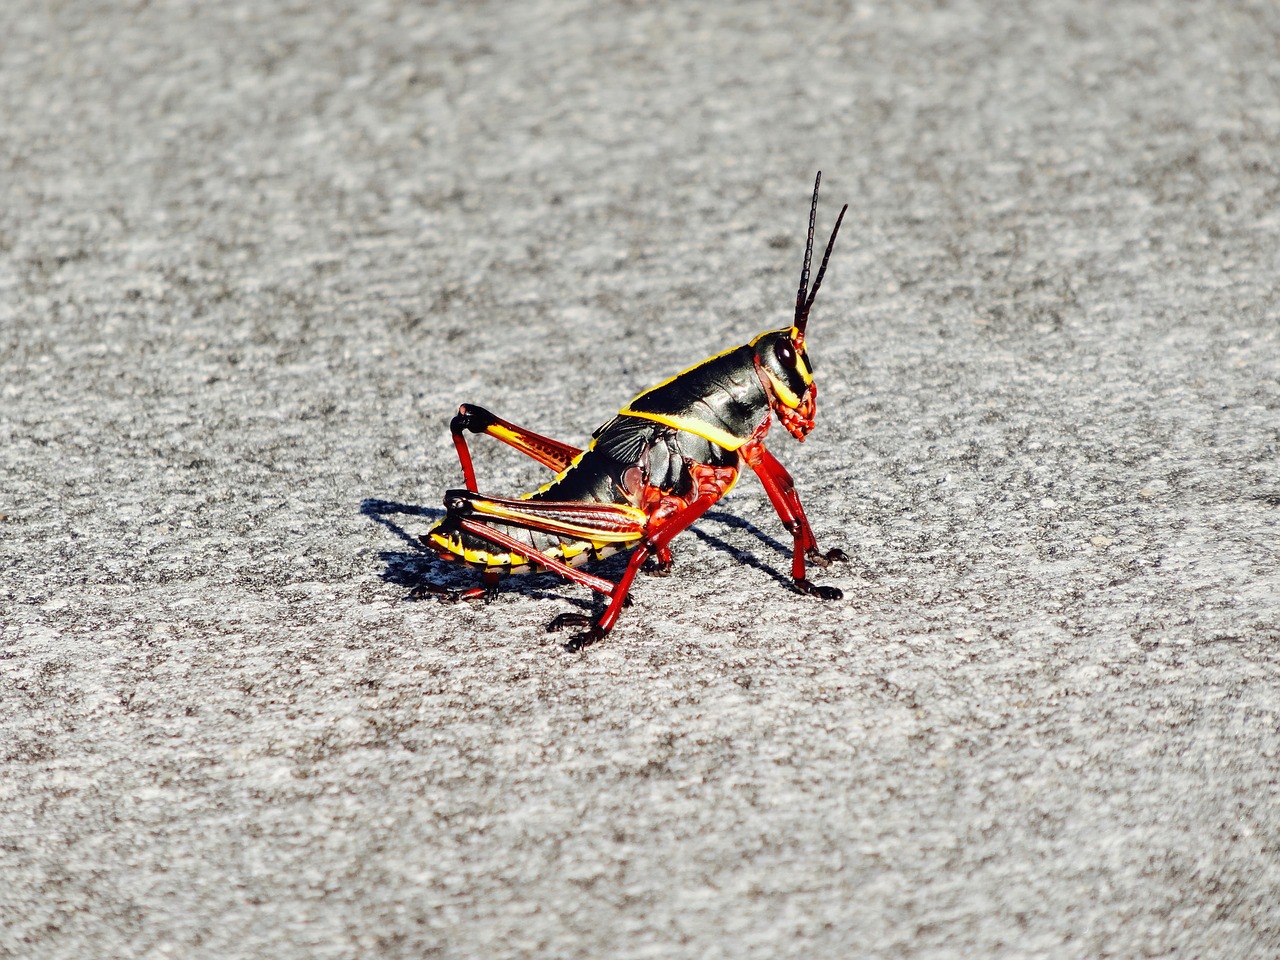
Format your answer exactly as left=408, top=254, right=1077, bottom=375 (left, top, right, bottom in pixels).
left=419, top=173, right=848, bottom=651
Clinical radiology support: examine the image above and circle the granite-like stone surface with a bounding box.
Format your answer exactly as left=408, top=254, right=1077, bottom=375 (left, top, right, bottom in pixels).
left=3, top=2, right=1278, bottom=957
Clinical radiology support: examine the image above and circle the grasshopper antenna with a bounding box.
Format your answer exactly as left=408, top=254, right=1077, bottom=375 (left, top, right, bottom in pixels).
left=794, top=172, right=821, bottom=329
left=794, top=171, right=848, bottom=338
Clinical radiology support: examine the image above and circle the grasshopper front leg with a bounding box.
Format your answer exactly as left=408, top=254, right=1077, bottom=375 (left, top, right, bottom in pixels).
left=739, top=438, right=846, bottom=599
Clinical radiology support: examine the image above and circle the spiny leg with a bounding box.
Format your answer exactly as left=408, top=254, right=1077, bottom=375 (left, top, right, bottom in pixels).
left=547, top=545, right=650, bottom=652
left=450, top=517, right=621, bottom=595
left=739, top=438, right=845, bottom=599
left=545, top=593, right=635, bottom=641
left=552, top=466, right=736, bottom=652
left=416, top=492, right=635, bottom=611
left=450, top=403, right=584, bottom=492
left=437, top=510, right=644, bottom=652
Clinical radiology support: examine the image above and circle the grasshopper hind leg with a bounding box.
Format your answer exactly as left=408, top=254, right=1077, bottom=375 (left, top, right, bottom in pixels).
left=547, top=590, right=635, bottom=652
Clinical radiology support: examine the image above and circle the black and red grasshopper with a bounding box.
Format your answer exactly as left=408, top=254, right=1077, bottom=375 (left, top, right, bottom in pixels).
left=417, top=173, right=848, bottom=651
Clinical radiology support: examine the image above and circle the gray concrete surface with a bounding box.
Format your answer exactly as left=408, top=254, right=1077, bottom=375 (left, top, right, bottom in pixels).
left=3, top=1, right=1278, bottom=957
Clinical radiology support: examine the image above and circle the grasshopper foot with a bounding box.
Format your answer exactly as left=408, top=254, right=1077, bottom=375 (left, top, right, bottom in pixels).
left=547, top=613, right=606, bottom=652
left=643, top=556, right=673, bottom=577
left=795, top=578, right=842, bottom=601
left=643, top=545, right=674, bottom=577
left=805, top=547, right=848, bottom=568
left=547, top=612, right=592, bottom=632
left=562, top=628, right=606, bottom=653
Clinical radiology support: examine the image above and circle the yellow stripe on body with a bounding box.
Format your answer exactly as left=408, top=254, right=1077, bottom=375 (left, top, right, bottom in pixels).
left=615, top=409, right=750, bottom=451
left=429, top=530, right=529, bottom=568
left=614, top=332, right=808, bottom=451
left=429, top=528, right=627, bottom=572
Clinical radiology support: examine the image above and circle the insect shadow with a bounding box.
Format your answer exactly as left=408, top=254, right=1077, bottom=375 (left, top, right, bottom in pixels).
left=360, top=497, right=594, bottom=610
left=359, top=498, right=797, bottom=610
left=691, top=510, right=795, bottom=592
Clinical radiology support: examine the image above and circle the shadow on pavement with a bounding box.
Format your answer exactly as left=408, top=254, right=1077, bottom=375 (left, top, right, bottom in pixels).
left=360, top=498, right=812, bottom=607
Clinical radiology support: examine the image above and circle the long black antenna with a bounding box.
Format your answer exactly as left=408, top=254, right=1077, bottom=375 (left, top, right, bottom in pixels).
left=794, top=172, right=848, bottom=337
left=794, top=172, right=821, bottom=328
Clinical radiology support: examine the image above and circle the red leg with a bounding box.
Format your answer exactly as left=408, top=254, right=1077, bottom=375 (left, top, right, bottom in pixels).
left=451, top=403, right=583, bottom=492
left=551, top=464, right=738, bottom=651
left=455, top=517, right=623, bottom=597
left=451, top=511, right=652, bottom=651
left=739, top=438, right=844, bottom=599
left=420, top=494, right=646, bottom=608
left=429, top=464, right=738, bottom=652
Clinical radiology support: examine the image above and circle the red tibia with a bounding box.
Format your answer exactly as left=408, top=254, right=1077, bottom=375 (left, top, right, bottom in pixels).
left=739, top=437, right=819, bottom=581
left=456, top=517, right=618, bottom=596
left=592, top=462, right=739, bottom=634
left=452, top=429, right=480, bottom=492
left=457, top=462, right=739, bottom=640
left=451, top=405, right=583, bottom=492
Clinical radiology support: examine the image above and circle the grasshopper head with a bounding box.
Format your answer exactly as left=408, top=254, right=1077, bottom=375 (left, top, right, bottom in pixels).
left=753, top=172, right=846, bottom=442
left=752, top=328, right=817, bottom=441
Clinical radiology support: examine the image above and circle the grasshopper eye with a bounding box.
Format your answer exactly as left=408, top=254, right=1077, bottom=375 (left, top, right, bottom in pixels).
left=774, top=339, right=797, bottom=368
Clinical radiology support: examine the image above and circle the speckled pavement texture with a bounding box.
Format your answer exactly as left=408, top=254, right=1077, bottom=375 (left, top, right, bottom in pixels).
left=3, top=2, right=1278, bottom=957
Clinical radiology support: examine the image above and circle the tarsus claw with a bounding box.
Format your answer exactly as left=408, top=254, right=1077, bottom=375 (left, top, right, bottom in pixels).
left=547, top=613, right=592, bottom=633
left=547, top=613, right=607, bottom=651
left=805, top=546, right=848, bottom=568
left=795, top=578, right=842, bottom=600
left=563, top=629, right=604, bottom=653
left=643, top=557, right=673, bottom=577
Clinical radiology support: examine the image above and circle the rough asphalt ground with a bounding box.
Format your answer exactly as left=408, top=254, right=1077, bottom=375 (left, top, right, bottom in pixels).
left=2, top=2, right=1278, bottom=957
